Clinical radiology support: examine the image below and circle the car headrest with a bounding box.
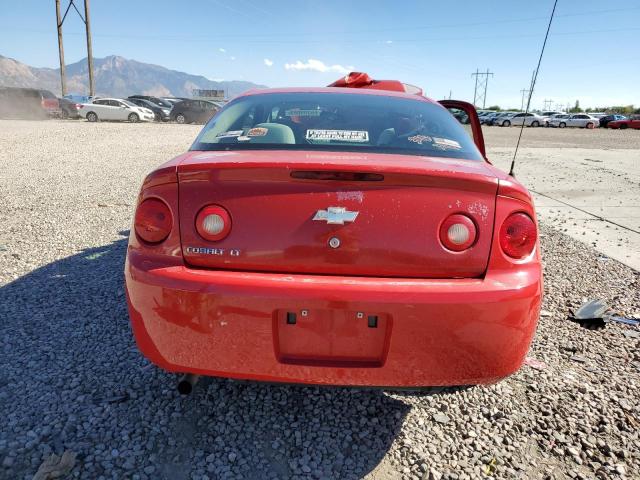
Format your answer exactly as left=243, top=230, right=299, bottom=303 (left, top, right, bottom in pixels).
left=247, top=123, right=295, bottom=144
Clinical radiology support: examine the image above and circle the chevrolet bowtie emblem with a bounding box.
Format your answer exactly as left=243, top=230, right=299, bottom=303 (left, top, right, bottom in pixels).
left=313, top=207, right=359, bottom=225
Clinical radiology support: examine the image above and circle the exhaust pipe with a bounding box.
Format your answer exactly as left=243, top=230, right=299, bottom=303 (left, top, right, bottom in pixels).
left=177, top=374, right=200, bottom=395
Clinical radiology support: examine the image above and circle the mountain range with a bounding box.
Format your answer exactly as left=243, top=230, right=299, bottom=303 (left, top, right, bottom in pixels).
left=0, top=54, right=266, bottom=98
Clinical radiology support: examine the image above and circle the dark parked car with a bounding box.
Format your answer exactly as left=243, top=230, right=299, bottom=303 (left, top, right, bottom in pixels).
left=0, top=87, right=60, bottom=119
left=481, top=112, right=500, bottom=125
left=169, top=100, right=219, bottom=124
left=128, top=95, right=173, bottom=109
left=599, top=114, right=627, bottom=128
left=58, top=97, right=82, bottom=119
left=127, top=97, right=170, bottom=122
left=162, top=97, right=188, bottom=105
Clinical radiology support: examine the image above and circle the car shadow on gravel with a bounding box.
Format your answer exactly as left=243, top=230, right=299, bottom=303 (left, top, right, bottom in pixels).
left=0, top=233, right=451, bottom=479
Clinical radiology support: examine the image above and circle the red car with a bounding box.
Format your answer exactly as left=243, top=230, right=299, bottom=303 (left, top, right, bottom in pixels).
left=125, top=73, right=542, bottom=390
left=607, top=117, right=640, bottom=129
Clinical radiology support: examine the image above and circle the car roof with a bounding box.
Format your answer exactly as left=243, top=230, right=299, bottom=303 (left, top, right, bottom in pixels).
left=238, top=86, right=438, bottom=104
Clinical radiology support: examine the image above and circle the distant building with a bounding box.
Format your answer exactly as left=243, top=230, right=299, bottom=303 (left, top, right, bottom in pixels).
left=192, top=89, right=226, bottom=101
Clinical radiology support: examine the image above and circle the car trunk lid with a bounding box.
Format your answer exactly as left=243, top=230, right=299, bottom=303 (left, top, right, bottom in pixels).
left=178, top=150, right=498, bottom=278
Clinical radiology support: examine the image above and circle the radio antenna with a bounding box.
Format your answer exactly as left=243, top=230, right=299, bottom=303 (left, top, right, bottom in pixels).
left=509, top=0, right=558, bottom=177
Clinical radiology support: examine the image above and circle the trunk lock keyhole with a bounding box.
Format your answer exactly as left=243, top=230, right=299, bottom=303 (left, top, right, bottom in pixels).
left=329, top=237, right=341, bottom=249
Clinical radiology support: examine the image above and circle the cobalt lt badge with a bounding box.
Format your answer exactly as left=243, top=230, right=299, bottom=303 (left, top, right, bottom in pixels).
left=313, top=207, right=358, bottom=225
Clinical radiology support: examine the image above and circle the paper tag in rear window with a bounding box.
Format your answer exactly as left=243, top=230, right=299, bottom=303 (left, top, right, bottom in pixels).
left=306, top=129, right=369, bottom=143
left=432, top=137, right=462, bottom=150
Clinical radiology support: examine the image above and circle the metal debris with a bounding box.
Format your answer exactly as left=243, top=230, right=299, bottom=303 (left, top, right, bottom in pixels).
left=568, top=299, right=640, bottom=330
left=607, top=315, right=640, bottom=327
left=622, top=330, right=640, bottom=339
left=573, top=299, right=608, bottom=320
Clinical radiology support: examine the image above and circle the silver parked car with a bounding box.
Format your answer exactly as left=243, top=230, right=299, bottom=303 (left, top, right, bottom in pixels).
left=509, top=112, right=545, bottom=127
left=548, top=113, right=599, bottom=129
left=540, top=111, right=564, bottom=126
left=493, top=112, right=518, bottom=127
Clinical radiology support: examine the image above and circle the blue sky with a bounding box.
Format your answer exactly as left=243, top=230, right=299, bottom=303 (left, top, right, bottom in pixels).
left=1, top=0, right=639, bottom=108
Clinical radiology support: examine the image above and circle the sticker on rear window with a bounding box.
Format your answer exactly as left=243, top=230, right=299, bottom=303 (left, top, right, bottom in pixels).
left=408, top=134, right=432, bottom=145
left=285, top=108, right=321, bottom=117
left=432, top=137, right=462, bottom=150
left=247, top=127, right=268, bottom=136
left=216, top=130, right=243, bottom=138
left=306, top=129, right=369, bottom=143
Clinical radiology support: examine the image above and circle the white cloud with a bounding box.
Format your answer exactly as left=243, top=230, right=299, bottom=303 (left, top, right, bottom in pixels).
left=386, top=40, right=393, bottom=44
left=284, top=59, right=354, bottom=75
left=219, top=48, right=226, bottom=53
left=264, top=58, right=274, bottom=67
left=230, top=56, right=236, bottom=61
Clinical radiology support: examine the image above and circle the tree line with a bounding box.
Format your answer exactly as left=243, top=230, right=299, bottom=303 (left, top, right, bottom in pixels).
left=483, top=101, right=640, bottom=114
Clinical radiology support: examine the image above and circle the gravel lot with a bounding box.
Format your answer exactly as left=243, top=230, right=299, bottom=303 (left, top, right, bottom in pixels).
left=1, top=120, right=639, bottom=480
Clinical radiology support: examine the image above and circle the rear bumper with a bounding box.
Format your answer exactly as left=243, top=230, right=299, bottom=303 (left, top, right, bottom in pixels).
left=125, top=253, right=541, bottom=387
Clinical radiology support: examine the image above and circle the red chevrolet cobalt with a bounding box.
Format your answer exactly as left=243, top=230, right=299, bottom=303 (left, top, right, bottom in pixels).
left=125, top=75, right=541, bottom=390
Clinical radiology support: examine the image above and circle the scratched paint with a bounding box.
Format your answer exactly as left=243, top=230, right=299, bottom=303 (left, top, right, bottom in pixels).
left=467, top=201, right=490, bottom=222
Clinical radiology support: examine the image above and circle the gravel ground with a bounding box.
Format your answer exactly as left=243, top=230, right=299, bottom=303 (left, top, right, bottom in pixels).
left=482, top=125, right=640, bottom=150
left=1, top=120, right=639, bottom=480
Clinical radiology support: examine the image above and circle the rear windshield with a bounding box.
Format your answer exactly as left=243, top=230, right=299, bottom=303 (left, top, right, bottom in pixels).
left=191, top=92, right=483, bottom=160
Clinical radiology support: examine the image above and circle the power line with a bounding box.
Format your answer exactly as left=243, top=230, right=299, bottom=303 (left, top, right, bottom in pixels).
left=27, top=25, right=640, bottom=45
left=509, top=0, right=559, bottom=177
left=471, top=69, right=494, bottom=109
left=531, top=190, right=640, bottom=236
left=543, top=99, right=554, bottom=110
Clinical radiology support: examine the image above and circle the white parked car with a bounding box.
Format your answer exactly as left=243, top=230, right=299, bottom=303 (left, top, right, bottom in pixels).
left=80, top=98, right=155, bottom=123
left=548, top=113, right=599, bottom=129
left=509, top=112, right=545, bottom=127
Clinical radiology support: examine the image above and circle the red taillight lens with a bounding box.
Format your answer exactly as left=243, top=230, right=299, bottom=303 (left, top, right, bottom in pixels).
left=500, top=212, right=537, bottom=259
left=134, top=198, right=172, bottom=244
left=439, top=214, right=477, bottom=251
left=196, top=205, right=231, bottom=241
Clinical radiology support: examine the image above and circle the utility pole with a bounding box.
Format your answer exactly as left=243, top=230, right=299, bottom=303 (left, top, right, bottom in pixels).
left=54, top=0, right=95, bottom=97
left=55, top=0, right=66, bottom=96
left=543, top=99, right=553, bottom=111
left=471, top=68, right=494, bottom=109
left=519, top=88, right=531, bottom=111
left=521, top=69, right=537, bottom=112
left=84, top=0, right=95, bottom=96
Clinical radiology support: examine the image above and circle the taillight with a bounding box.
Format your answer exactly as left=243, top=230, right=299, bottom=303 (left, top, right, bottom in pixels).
left=134, top=198, right=172, bottom=244
left=196, top=205, right=231, bottom=241
left=499, top=212, right=537, bottom=259
left=439, top=214, right=477, bottom=251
